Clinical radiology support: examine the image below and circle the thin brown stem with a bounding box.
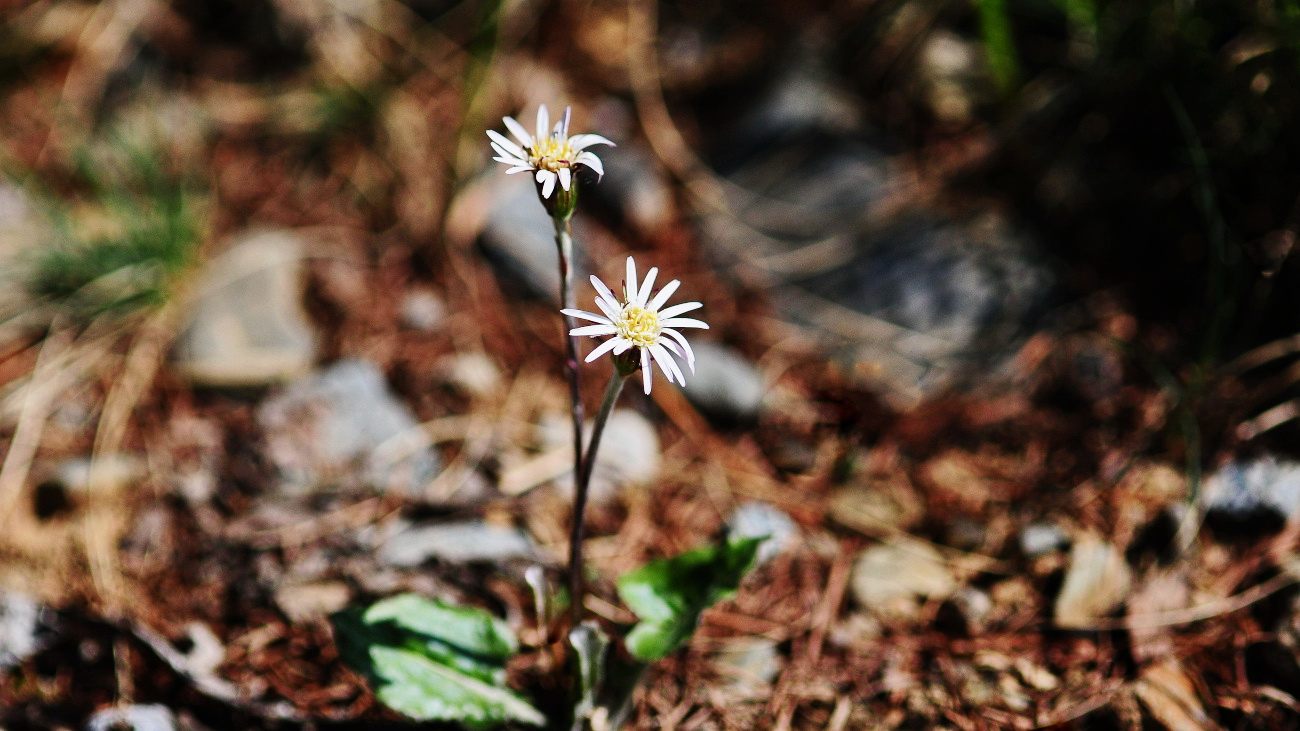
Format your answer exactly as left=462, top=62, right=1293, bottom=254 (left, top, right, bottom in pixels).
left=555, top=216, right=588, bottom=624
left=568, top=370, right=627, bottom=625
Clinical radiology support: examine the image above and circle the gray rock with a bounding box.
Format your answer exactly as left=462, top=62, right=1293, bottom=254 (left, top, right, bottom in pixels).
left=681, top=341, right=766, bottom=425
left=173, top=230, right=316, bottom=387
left=478, top=174, right=590, bottom=304
left=584, top=143, right=674, bottom=235
left=587, top=409, right=661, bottom=500
left=257, top=359, right=440, bottom=496
left=85, top=704, right=177, bottom=731
left=378, top=520, right=535, bottom=567
left=1203, top=456, right=1300, bottom=533
left=790, top=217, right=1052, bottom=406
left=703, top=61, right=886, bottom=266
left=726, top=501, right=797, bottom=565
left=1019, top=522, right=1069, bottom=557
left=704, top=131, right=890, bottom=265
left=0, top=591, right=47, bottom=671
left=699, top=57, right=1051, bottom=408
left=399, top=289, right=446, bottom=332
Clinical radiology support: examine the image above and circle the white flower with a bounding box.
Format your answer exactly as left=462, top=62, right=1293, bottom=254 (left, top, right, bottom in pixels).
left=487, top=105, right=614, bottom=199
left=562, top=257, right=709, bottom=395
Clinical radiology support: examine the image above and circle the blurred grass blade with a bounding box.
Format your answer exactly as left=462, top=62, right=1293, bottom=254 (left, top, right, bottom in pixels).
left=975, top=0, right=1022, bottom=95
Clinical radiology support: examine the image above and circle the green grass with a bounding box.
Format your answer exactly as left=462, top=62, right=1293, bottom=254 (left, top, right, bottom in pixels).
left=22, top=132, right=204, bottom=318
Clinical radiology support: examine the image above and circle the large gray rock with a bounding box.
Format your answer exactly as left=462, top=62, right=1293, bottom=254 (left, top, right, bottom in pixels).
left=477, top=174, right=591, bottom=304
left=1203, top=456, right=1300, bottom=535
left=84, top=704, right=177, bottom=731
left=586, top=409, right=662, bottom=501
left=681, top=341, right=766, bottom=425
left=173, top=230, right=317, bottom=387
left=378, top=520, right=536, bottom=567
left=583, top=143, right=675, bottom=235
left=700, top=61, right=1052, bottom=408
left=786, top=217, right=1051, bottom=407
left=257, top=359, right=440, bottom=496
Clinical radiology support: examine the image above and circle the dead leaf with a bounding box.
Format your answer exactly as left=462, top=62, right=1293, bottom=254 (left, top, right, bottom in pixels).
left=1054, top=533, right=1133, bottom=629
left=1134, top=660, right=1218, bottom=731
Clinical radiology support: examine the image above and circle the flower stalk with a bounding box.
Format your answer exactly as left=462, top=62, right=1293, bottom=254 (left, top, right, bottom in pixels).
left=567, top=368, right=630, bottom=624
left=553, top=214, right=587, bottom=623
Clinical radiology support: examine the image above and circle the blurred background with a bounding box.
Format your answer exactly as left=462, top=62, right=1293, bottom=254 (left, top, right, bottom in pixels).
left=1, top=0, right=1300, bottom=727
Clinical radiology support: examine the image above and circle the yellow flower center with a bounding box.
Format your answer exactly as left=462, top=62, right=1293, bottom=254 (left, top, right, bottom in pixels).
left=530, top=137, right=575, bottom=172
left=616, top=306, right=660, bottom=348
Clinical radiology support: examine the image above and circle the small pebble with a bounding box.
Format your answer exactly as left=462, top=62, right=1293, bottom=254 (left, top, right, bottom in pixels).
left=726, top=502, right=797, bottom=565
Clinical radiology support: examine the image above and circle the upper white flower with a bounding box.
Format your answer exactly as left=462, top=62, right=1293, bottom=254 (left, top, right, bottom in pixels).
left=487, top=105, right=614, bottom=199
left=562, top=257, right=709, bottom=395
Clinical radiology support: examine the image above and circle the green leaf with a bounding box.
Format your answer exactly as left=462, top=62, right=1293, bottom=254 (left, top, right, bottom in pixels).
left=331, top=594, right=544, bottom=727
left=363, top=594, right=518, bottom=684
left=616, top=536, right=764, bottom=662
left=369, top=646, right=545, bottom=728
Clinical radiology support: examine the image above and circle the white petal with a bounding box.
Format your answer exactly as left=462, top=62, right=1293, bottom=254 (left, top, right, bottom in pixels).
left=650, top=343, right=685, bottom=385
left=625, top=257, right=639, bottom=304
left=666, top=346, right=689, bottom=384
left=561, top=106, right=572, bottom=138
left=570, top=324, right=618, bottom=336
left=503, top=165, right=533, bottom=175
left=568, top=133, right=615, bottom=151
left=637, top=267, right=658, bottom=308
left=662, top=329, right=696, bottom=371
left=585, top=337, right=622, bottom=363
left=559, top=167, right=571, bottom=191
left=612, top=340, right=634, bottom=355
left=488, top=136, right=520, bottom=159
left=590, top=274, right=617, bottom=303
left=488, top=129, right=528, bottom=160
left=502, top=117, right=533, bottom=149
left=660, top=317, right=709, bottom=329
left=561, top=308, right=612, bottom=325
left=658, top=301, right=702, bottom=319
left=589, top=278, right=622, bottom=319
left=538, top=170, right=556, bottom=198
left=647, top=279, right=681, bottom=310
left=641, top=349, right=653, bottom=394
left=575, top=151, right=604, bottom=178
left=536, top=105, right=550, bottom=142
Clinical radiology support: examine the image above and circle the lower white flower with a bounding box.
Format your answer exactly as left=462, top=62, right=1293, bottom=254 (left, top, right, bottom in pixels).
left=562, top=257, right=709, bottom=394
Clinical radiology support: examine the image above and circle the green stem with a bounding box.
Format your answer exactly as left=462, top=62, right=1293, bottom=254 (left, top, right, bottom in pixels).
left=568, top=370, right=628, bottom=625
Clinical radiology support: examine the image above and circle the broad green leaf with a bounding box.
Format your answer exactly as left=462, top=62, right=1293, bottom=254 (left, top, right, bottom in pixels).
left=369, top=646, right=545, bottom=727
left=363, top=594, right=517, bottom=684
left=616, top=536, right=764, bottom=662
left=364, top=593, right=519, bottom=658
left=331, top=595, right=545, bottom=728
